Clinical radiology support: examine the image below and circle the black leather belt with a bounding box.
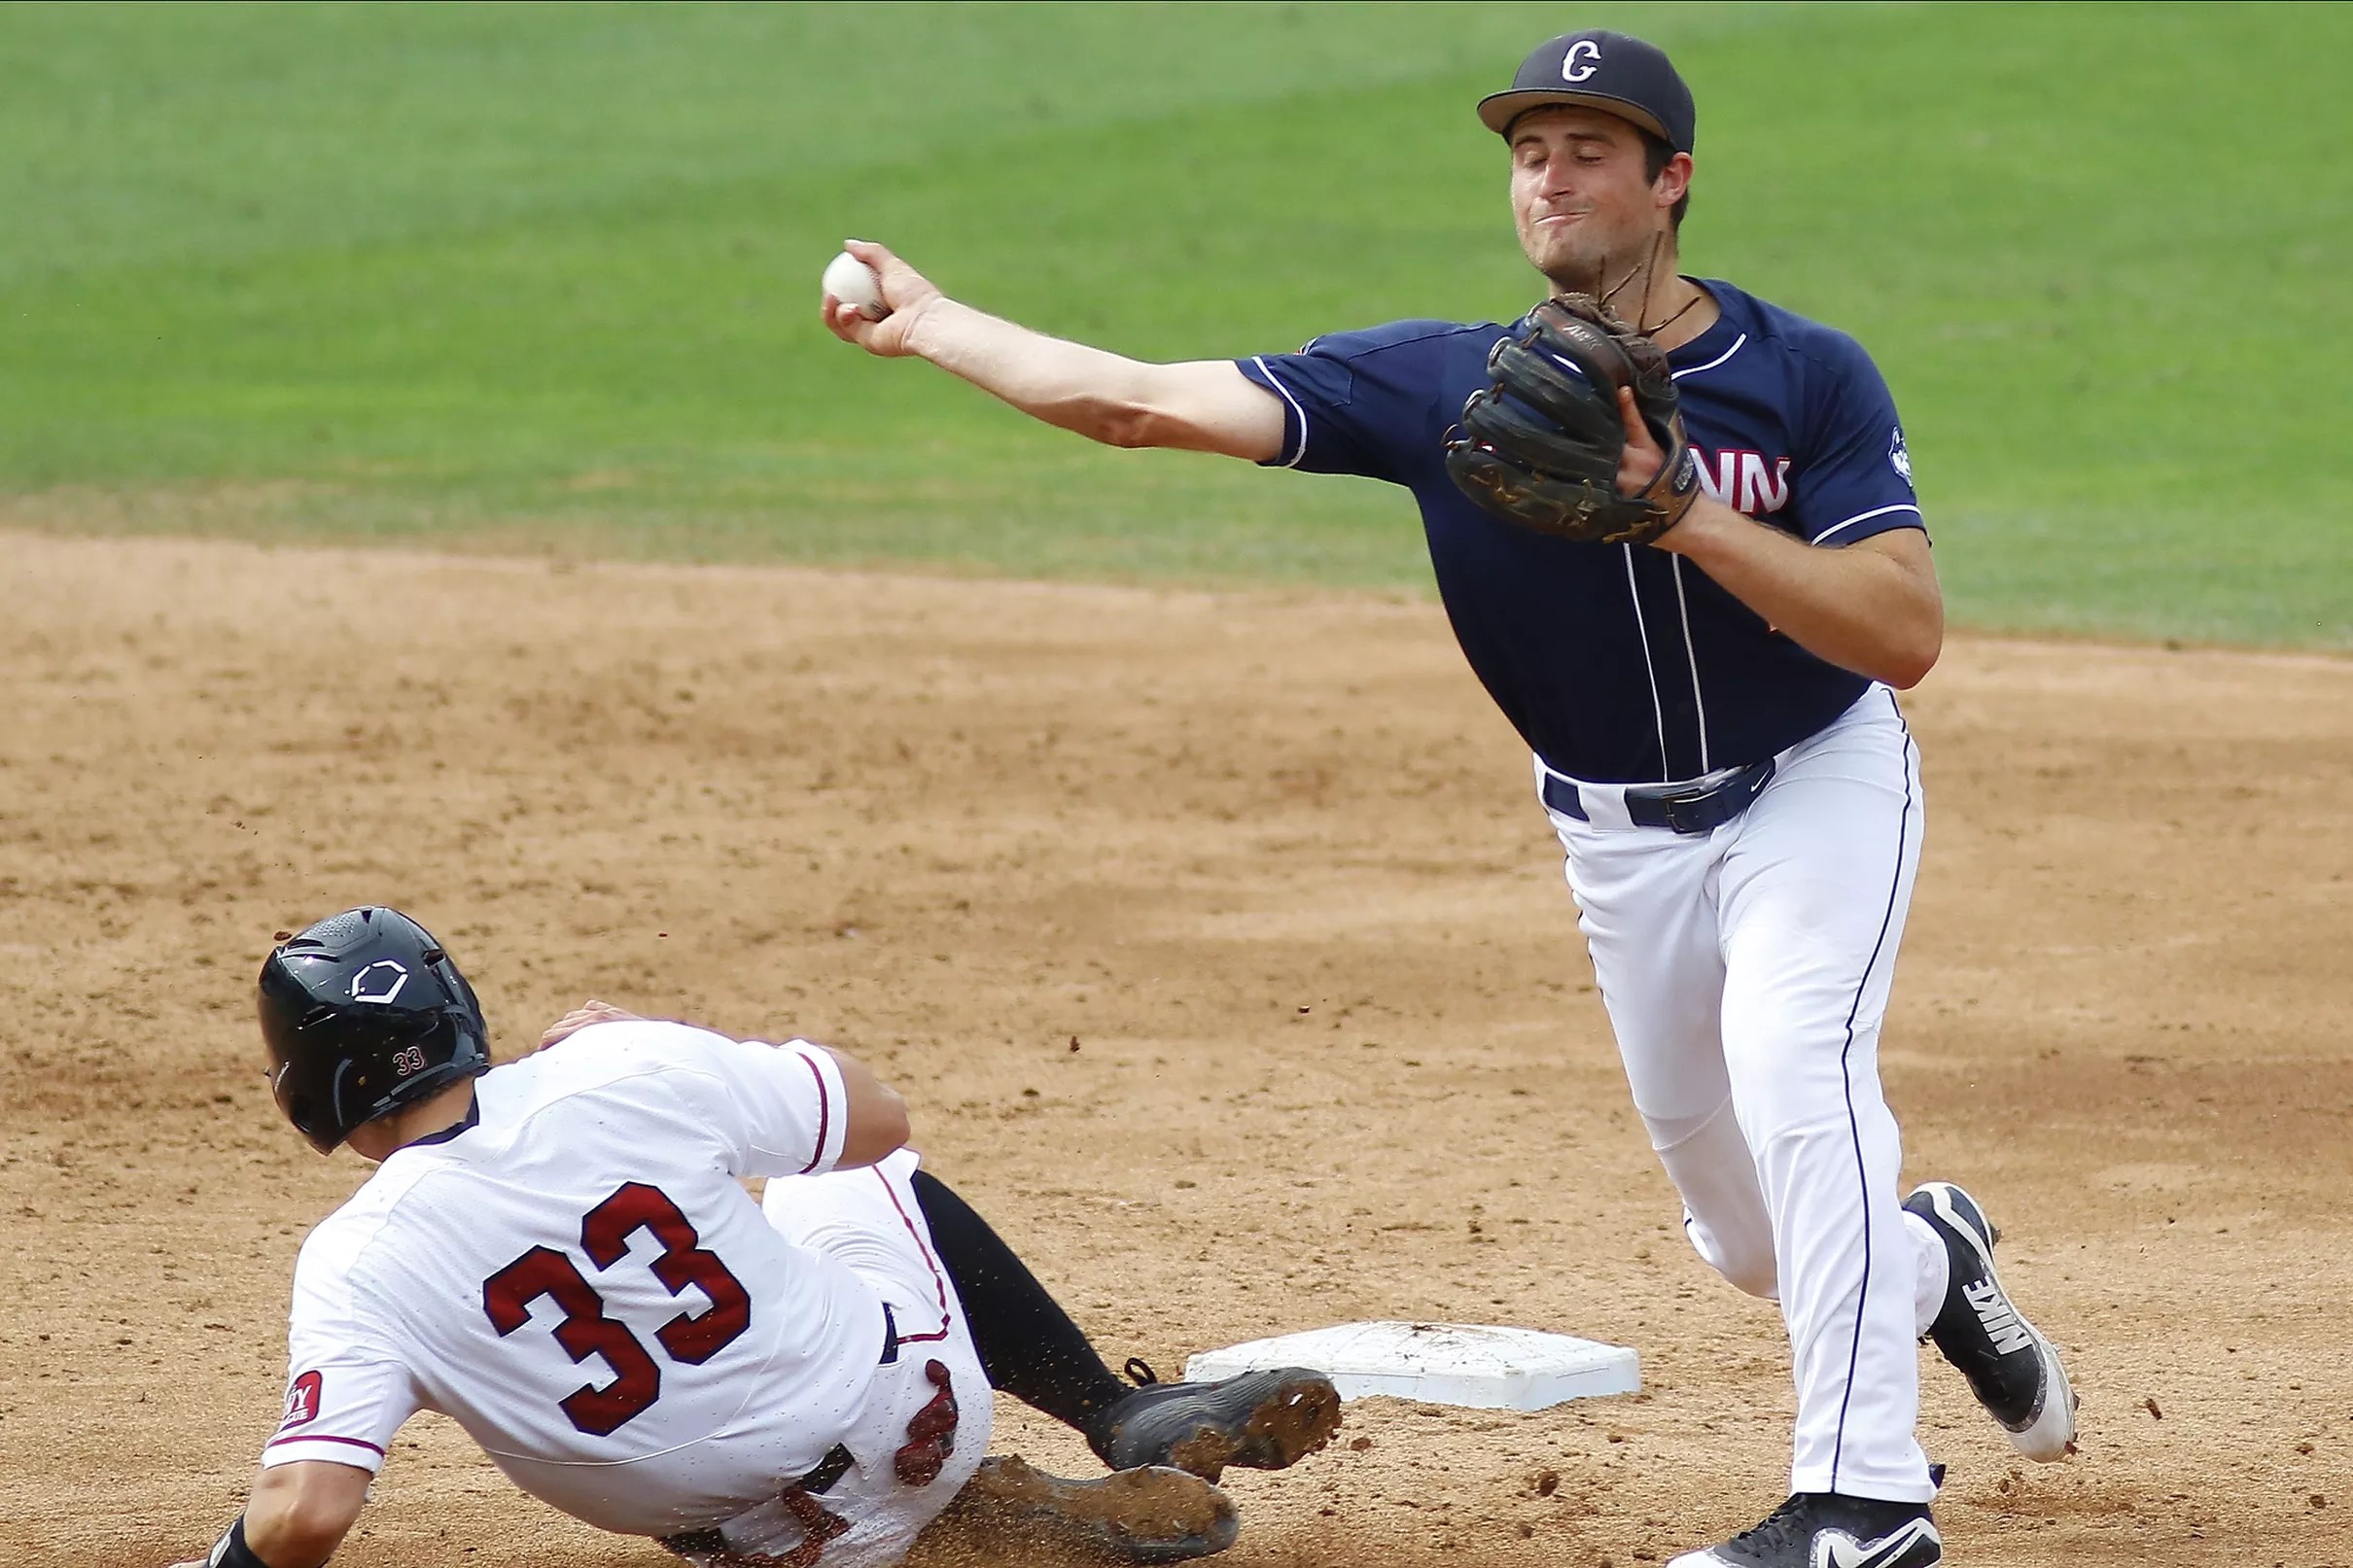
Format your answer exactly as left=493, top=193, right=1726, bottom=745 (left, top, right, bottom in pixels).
left=1542, top=758, right=1776, bottom=835
left=793, top=1442, right=857, bottom=1497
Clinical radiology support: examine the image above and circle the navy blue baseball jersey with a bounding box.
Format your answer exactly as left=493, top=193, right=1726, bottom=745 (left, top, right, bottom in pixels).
left=1236, top=280, right=1923, bottom=784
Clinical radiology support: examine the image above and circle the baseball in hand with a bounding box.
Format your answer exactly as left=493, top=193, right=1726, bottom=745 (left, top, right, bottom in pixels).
left=822, top=250, right=888, bottom=320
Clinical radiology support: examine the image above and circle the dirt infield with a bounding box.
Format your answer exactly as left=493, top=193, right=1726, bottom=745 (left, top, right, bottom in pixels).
left=4, top=532, right=2349, bottom=1567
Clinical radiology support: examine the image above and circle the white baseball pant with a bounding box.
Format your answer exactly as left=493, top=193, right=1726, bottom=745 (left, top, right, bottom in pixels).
left=705, top=1150, right=994, bottom=1568
left=1541, top=685, right=1952, bottom=1503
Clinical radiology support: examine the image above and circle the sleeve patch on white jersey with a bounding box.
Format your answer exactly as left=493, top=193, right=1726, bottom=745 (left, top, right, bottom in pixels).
left=278, top=1369, right=323, bottom=1431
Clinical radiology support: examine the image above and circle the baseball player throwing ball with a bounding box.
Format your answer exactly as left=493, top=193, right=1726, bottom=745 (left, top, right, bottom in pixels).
left=173, top=907, right=1338, bottom=1568
left=824, top=28, right=2075, bottom=1568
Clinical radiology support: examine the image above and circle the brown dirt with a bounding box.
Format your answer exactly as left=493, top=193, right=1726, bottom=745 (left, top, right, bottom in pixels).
left=2, top=532, right=2349, bottom=1567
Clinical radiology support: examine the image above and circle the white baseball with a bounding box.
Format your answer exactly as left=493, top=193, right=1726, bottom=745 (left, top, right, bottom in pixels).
left=822, top=251, right=887, bottom=320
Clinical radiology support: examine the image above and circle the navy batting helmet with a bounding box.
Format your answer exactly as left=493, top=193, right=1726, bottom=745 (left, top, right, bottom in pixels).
left=258, top=907, right=490, bottom=1154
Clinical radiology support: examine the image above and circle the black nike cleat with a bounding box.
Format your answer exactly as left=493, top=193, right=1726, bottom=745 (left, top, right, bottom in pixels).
left=1905, top=1180, right=2078, bottom=1461
left=1668, top=1492, right=1942, bottom=1568
left=1089, top=1361, right=1341, bottom=1482
left=942, top=1454, right=1240, bottom=1565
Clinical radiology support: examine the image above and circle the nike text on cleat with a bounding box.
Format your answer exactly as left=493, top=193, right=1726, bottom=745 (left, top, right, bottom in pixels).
left=1089, top=1363, right=1342, bottom=1482
left=1905, top=1180, right=2078, bottom=1461
left=1962, top=1279, right=2035, bottom=1356
left=1667, top=1491, right=1941, bottom=1568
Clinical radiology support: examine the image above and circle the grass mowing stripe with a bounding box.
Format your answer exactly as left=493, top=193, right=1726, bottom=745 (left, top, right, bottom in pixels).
left=0, top=1, right=1815, bottom=281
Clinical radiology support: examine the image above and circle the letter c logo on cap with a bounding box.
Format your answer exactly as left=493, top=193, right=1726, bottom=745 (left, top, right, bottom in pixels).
left=1562, top=39, right=1601, bottom=83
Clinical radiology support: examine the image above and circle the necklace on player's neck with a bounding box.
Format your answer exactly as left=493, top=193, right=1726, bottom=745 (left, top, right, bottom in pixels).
left=1638, top=288, right=1704, bottom=342
left=1595, top=229, right=1700, bottom=343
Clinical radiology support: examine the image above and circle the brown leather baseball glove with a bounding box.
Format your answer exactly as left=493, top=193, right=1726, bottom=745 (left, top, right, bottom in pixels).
left=1443, top=294, right=1702, bottom=546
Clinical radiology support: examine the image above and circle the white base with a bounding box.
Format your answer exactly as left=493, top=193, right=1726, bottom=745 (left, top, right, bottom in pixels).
left=1182, top=1320, right=1639, bottom=1412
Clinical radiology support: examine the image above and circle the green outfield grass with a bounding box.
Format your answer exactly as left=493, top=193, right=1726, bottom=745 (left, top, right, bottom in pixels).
left=1, top=2, right=2345, bottom=646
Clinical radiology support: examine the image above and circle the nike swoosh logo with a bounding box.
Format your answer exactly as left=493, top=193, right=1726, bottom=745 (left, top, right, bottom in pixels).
left=1817, top=1518, right=1939, bottom=1568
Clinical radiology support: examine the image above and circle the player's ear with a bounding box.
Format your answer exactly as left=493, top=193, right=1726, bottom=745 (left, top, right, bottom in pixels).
left=1654, top=151, right=1693, bottom=210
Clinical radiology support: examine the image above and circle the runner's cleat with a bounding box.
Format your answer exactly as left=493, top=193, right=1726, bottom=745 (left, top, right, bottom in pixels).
left=1090, top=1362, right=1342, bottom=1482
left=948, top=1454, right=1240, bottom=1564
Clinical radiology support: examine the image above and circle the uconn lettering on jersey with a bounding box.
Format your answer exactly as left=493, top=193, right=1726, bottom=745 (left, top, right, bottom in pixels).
left=1692, top=448, right=1792, bottom=517
left=1236, top=279, right=1927, bottom=782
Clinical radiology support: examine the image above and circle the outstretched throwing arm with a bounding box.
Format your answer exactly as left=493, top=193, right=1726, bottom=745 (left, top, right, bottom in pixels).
left=822, top=240, right=1284, bottom=461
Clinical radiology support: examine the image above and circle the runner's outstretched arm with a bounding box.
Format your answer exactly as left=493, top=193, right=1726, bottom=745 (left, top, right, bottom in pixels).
left=167, top=1460, right=369, bottom=1568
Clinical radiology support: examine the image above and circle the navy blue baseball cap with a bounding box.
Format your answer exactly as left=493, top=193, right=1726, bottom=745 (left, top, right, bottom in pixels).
left=1477, top=30, right=1696, bottom=153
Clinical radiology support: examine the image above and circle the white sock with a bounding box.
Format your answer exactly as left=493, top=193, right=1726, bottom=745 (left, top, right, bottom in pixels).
left=1904, top=1208, right=1949, bottom=1338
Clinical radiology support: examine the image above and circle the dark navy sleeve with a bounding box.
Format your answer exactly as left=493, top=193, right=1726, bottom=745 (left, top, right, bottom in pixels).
left=1789, top=335, right=1926, bottom=547
left=1234, top=322, right=1462, bottom=486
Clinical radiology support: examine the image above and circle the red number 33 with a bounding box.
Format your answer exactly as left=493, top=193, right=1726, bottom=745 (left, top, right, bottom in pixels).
left=482, top=1183, right=753, bottom=1436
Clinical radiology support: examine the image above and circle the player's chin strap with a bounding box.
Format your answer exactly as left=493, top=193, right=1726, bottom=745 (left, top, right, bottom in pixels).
left=206, top=1516, right=275, bottom=1568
